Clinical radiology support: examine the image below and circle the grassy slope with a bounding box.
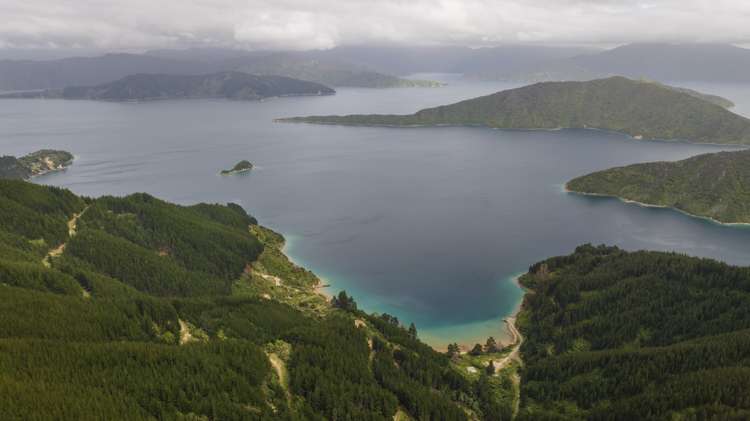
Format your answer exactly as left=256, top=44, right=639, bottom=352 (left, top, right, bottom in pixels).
left=278, top=77, right=750, bottom=144
left=567, top=149, right=750, bottom=224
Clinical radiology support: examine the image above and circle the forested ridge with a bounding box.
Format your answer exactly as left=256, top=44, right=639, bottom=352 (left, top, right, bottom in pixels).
left=0, top=179, right=512, bottom=420
left=517, top=244, right=750, bottom=420
left=278, top=77, right=750, bottom=145
left=567, top=148, right=750, bottom=224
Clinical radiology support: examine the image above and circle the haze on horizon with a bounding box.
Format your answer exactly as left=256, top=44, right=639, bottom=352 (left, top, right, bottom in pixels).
left=2, top=0, right=750, bottom=58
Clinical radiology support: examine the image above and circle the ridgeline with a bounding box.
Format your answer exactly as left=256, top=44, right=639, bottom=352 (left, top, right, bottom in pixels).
left=278, top=76, right=750, bottom=144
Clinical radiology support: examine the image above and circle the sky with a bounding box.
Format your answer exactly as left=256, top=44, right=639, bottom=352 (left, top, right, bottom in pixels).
left=1, top=0, right=750, bottom=53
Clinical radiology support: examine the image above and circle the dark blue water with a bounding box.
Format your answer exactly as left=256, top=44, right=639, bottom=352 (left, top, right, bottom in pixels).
left=2, top=76, right=749, bottom=348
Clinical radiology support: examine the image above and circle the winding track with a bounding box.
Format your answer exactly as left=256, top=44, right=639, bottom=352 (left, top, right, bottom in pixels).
left=42, top=206, right=90, bottom=297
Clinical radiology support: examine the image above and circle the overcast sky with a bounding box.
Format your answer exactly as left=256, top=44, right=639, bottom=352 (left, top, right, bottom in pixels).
left=1, top=0, right=749, bottom=53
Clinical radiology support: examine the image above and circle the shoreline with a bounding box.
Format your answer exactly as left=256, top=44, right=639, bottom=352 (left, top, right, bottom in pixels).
left=29, top=160, right=74, bottom=180
left=272, top=121, right=750, bottom=147
left=419, top=272, right=527, bottom=352
left=279, top=233, right=334, bottom=302
left=563, top=184, right=750, bottom=228
left=278, top=234, right=527, bottom=352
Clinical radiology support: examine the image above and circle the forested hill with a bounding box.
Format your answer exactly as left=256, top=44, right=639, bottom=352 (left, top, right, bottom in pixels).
left=278, top=76, right=750, bottom=144
left=517, top=244, right=750, bottom=420
left=0, top=72, right=335, bottom=101
left=0, top=179, right=511, bottom=420
left=567, top=149, right=750, bottom=224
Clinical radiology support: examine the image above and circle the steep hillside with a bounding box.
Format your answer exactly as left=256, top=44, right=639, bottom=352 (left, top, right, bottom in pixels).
left=517, top=244, right=750, bottom=420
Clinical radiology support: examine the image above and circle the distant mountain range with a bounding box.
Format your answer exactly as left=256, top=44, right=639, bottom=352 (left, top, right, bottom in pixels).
left=222, top=53, right=442, bottom=88
left=3, top=43, right=750, bottom=91
left=300, top=45, right=597, bottom=77
left=507, top=43, right=750, bottom=83
left=0, top=54, right=213, bottom=91
left=0, top=72, right=335, bottom=101
left=279, top=76, right=750, bottom=144
left=0, top=51, right=440, bottom=91
left=567, top=149, right=750, bottom=224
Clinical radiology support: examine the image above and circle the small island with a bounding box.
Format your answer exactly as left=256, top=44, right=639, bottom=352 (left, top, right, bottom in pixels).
left=0, top=149, right=74, bottom=180
left=221, top=160, right=253, bottom=175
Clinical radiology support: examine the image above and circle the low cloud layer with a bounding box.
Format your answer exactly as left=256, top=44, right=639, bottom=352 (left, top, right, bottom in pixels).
left=1, top=0, right=750, bottom=51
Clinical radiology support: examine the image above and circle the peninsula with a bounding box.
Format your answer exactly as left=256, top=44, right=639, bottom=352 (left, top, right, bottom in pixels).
left=277, top=76, right=750, bottom=144
left=566, top=149, right=750, bottom=224
left=220, top=160, right=253, bottom=175
left=0, top=149, right=73, bottom=180
left=0, top=72, right=335, bottom=101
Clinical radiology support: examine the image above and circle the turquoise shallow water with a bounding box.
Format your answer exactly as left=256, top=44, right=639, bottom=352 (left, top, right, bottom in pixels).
left=4, top=77, right=750, bottom=348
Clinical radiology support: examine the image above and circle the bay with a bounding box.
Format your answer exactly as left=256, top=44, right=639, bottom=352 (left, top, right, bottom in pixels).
left=2, top=75, right=748, bottom=348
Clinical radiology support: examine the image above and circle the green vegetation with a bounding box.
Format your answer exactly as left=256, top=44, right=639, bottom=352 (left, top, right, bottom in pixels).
left=221, top=160, right=254, bottom=175
left=0, top=149, right=73, bottom=180
left=567, top=149, right=750, bottom=224
left=0, top=179, right=514, bottom=420
left=278, top=76, right=750, bottom=144
left=517, top=244, right=750, bottom=420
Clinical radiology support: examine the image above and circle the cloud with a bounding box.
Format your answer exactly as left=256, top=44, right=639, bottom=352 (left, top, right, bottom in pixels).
left=1, top=0, right=750, bottom=51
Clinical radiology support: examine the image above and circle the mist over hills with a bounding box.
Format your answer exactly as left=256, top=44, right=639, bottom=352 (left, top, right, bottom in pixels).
left=0, top=50, right=439, bottom=91
left=0, top=54, right=214, bottom=91
left=512, top=43, right=750, bottom=83
left=305, top=45, right=597, bottom=77
left=3, top=43, right=750, bottom=92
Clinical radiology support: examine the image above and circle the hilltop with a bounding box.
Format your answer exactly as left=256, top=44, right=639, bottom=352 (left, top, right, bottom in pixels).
left=279, top=77, right=750, bottom=144
left=0, top=72, right=335, bottom=101
left=566, top=149, right=750, bottom=224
